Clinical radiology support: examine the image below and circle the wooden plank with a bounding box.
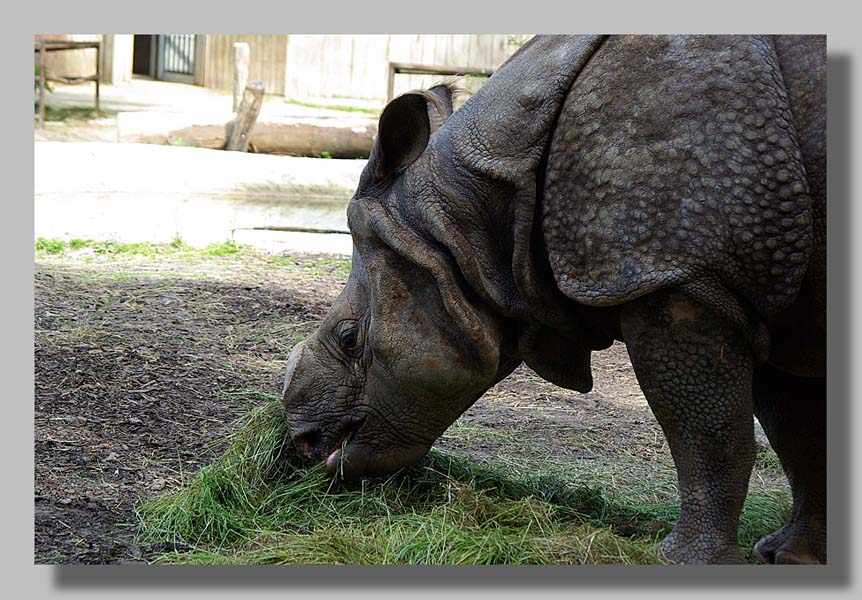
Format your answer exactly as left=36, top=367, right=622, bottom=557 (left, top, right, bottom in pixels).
left=390, top=62, right=494, bottom=76
left=386, top=61, right=495, bottom=101
left=43, top=75, right=99, bottom=84
left=33, top=40, right=101, bottom=51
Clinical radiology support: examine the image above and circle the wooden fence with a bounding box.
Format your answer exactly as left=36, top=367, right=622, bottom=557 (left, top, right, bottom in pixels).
left=202, top=35, right=288, bottom=96
left=38, top=34, right=529, bottom=103
left=204, top=34, right=521, bottom=102
left=37, top=34, right=100, bottom=80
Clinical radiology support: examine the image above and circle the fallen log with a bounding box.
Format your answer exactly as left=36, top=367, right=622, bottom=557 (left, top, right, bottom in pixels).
left=117, top=111, right=378, bottom=158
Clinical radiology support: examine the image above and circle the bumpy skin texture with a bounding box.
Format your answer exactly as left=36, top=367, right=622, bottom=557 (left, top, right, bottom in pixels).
left=766, top=36, right=826, bottom=377
left=620, top=290, right=756, bottom=564
left=544, top=37, right=812, bottom=351
left=282, top=35, right=826, bottom=565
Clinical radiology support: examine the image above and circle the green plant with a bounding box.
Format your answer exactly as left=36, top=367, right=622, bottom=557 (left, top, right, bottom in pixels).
left=320, top=151, right=332, bottom=159
left=170, top=234, right=187, bottom=249
left=34, top=65, right=53, bottom=96
left=206, top=239, right=243, bottom=256
left=507, top=35, right=532, bottom=48
left=35, top=238, right=65, bottom=254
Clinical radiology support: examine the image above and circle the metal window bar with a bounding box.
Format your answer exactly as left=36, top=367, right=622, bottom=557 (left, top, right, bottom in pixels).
left=164, top=34, right=194, bottom=75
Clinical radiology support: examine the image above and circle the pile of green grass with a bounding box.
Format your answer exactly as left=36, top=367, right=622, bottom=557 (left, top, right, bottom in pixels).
left=136, top=400, right=664, bottom=564
left=135, top=400, right=790, bottom=565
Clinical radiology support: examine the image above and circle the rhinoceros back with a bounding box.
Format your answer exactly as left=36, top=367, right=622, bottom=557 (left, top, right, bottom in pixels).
left=543, top=35, right=816, bottom=326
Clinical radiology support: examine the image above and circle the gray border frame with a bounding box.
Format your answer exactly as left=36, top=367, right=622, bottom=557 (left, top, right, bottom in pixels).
left=8, top=0, right=862, bottom=597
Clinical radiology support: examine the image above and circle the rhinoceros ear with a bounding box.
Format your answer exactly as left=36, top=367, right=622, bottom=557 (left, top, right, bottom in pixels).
left=376, top=92, right=432, bottom=178
left=424, top=84, right=455, bottom=133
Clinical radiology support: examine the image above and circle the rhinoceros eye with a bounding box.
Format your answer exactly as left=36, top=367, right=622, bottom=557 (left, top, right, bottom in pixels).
left=335, top=320, right=360, bottom=354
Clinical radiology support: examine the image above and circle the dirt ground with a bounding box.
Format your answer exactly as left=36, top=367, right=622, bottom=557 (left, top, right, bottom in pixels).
left=34, top=248, right=340, bottom=563
left=34, top=113, right=119, bottom=143
left=33, top=246, right=780, bottom=564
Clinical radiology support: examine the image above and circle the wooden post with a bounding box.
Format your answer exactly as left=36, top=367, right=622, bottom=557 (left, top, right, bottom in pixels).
left=226, top=80, right=264, bottom=152
left=95, top=40, right=101, bottom=114
left=232, top=42, right=250, bottom=112
left=386, top=62, right=395, bottom=103
left=38, top=37, right=46, bottom=128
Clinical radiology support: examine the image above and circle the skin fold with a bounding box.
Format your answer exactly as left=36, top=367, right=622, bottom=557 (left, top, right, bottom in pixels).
left=282, top=35, right=826, bottom=565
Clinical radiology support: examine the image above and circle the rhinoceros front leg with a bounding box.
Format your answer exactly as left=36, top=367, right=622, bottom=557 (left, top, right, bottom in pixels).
left=751, top=364, right=826, bottom=564
left=619, top=289, right=755, bottom=564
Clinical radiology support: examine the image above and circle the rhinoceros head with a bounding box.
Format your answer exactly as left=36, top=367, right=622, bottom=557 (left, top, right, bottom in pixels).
left=282, top=85, right=519, bottom=479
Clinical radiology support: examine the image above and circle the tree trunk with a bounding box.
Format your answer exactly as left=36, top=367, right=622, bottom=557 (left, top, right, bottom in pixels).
left=226, top=81, right=264, bottom=152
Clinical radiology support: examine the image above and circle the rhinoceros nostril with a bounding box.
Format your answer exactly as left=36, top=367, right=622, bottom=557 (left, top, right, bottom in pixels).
left=292, top=428, right=321, bottom=459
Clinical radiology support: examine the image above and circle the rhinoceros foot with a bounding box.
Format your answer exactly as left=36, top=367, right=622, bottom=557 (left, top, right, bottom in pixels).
left=659, top=530, right=747, bottom=565
left=754, top=520, right=825, bottom=565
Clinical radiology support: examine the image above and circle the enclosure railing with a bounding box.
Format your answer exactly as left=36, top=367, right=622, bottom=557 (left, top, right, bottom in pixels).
left=386, top=61, right=494, bottom=102
left=34, top=37, right=101, bottom=128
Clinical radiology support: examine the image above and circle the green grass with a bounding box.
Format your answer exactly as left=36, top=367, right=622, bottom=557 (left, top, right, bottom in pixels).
left=205, top=239, right=244, bottom=256
left=135, top=399, right=790, bottom=565
left=755, top=447, right=784, bottom=474
left=136, top=400, right=663, bottom=564
left=284, top=98, right=380, bottom=116
left=34, top=238, right=351, bottom=278
left=35, top=237, right=66, bottom=254
left=35, top=237, right=197, bottom=258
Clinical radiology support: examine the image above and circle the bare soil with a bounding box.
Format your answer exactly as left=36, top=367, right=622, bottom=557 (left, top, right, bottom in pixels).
left=34, top=247, right=779, bottom=564
left=34, top=250, right=339, bottom=563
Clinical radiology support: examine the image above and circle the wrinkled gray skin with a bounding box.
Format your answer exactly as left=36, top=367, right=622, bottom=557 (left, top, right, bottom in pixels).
left=283, top=35, right=826, bottom=565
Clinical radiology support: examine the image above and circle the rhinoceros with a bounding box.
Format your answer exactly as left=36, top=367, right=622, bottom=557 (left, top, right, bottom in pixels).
left=282, top=35, right=826, bottom=565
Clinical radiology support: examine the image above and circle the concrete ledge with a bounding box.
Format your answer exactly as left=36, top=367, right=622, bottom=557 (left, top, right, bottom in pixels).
left=34, top=142, right=363, bottom=252
left=117, top=111, right=378, bottom=158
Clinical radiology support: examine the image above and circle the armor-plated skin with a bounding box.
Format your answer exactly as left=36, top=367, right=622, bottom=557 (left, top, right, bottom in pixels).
left=282, top=35, right=826, bottom=565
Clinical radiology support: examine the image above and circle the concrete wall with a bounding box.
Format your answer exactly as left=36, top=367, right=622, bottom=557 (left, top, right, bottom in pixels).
left=102, top=35, right=133, bottom=85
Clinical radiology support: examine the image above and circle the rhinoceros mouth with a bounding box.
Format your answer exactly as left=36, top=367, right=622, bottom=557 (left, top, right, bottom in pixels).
left=324, top=418, right=366, bottom=475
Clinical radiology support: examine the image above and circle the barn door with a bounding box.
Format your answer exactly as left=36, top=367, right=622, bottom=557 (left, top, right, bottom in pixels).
left=156, top=34, right=196, bottom=83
